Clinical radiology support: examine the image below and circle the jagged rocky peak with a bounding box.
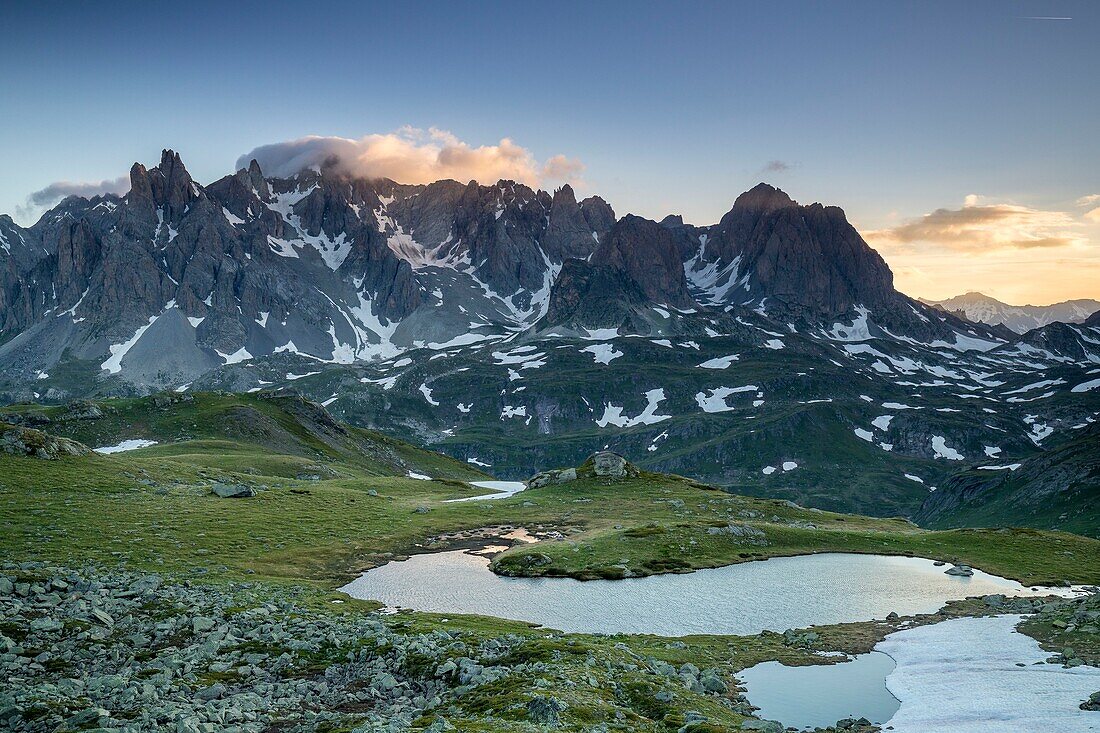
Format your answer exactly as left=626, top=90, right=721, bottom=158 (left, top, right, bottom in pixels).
left=543, top=184, right=610, bottom=261
left=591, top=214, right=695, bottom=308
left=240, top=158, right=270, bottom=200
left=128, top=149, right=200, bottom=220
left=695, top=182, right=896, bottom=319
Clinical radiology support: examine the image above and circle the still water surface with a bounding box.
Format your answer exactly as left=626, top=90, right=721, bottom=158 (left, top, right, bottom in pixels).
left=340, top=550, right=1044, bottom=636
left=737, top=652, right=900, bottom=729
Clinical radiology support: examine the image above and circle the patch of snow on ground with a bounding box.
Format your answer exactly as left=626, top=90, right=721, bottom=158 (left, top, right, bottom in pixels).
left=875, top=615, right=1100, bottom=732
left=781, top=461, right=798, bottom=471
left=1071, top=377, right=1100, bottom=393
left=419, top=383, right=439, bottom=406
left=904, top=474, right=924, bottom=483
left=596, top=389, right=671, bottom=427
left=94, top=439, right=158, bottom=454
left=978, top=464, right=1022, bottom=471
left=217, top=346, right=252, bottom=365
left=1004, top=378, right=1065, bottom=395
left=762, top=466, right=776, bottom=475
left=854, top=428, right=874, bottom=442
left=872, top=415, right=894, bottom=431
left=695, top=385, right=758, bottom=413
left=407, top=472, right=432, bottom=480
left=931, top=436, right=964, bottom=460
left=101, top=315, right=159, bottom=374
left=827, top=305, right=872, bottom=341
left=697, top=354, right=739, bottom=369
left=984, top=446, right=1002, bottom=458
left=763, top=339, right=785, bottom=350
left=581, top=343, right=624, bottom=364
left=583, top=328, right=620, bottom=340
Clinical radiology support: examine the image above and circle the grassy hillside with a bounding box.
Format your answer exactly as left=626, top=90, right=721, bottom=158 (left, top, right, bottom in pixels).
left=0, top=390, right=488, bottom=481
left=917, top=423, right=1100, bottom=538
left=2, top=393, right=1097, bottom=588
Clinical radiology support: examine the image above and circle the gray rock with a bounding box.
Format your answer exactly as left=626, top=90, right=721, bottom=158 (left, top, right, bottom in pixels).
left=526, top=696, right=563, bottom=726
left=211, top=482, right=255, bottom=498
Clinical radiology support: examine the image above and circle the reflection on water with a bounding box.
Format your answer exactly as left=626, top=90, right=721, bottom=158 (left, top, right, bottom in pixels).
left=340, top=551, right=1042, bottom=636
left=738, top=652, right=899, bottom=729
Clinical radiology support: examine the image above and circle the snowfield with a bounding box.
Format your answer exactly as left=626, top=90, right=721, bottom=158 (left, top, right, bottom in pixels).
left=931, top=436, right=964, bottom=460
left=876, top=615, right=1100, bottom=732
left=580, top=343, right=624, bottom=364
left=94, top=439, right=158, bottom=454
left=695, top=385, right=758, bottom=413
left=697, top=354, right=740, bottom=369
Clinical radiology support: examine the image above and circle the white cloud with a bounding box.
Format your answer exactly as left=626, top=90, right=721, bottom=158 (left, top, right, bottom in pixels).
left=237, top=127, right=584, bottom=188
left=1076, top=194, right=1100, bottom=207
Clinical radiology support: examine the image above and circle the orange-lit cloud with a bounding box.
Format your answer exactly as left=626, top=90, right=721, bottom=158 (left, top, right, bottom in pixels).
left=864, top=195, right=1083, bottom=253
left=862, top=194, right=1100, bottom=303
left=237, top=127, right=584, bottom=188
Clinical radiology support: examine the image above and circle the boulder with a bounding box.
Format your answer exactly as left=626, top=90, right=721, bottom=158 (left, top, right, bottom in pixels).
left=945, top=564, right=974, bottom=577
left=211, top=482, right=255, bottom=498
left=526, top=467, right=577, bottom=489
left=578, top=451, right=639, bottom=479
left=526, top=696, right=563, bottom=726
left=527, top=452, right=641, bottom=487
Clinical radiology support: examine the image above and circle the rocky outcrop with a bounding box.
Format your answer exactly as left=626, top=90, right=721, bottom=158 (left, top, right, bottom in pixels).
left=527, top=451, right=639, bottom=487
left=540, top=258, right=657, bottom=332
left=541, top=185, right=609, bottom=262
left=590, top=215, right=695, bottom=308
left=0, top=424, right=90, bottom=459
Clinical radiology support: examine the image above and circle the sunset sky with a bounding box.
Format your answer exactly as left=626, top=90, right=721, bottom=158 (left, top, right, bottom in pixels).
left=2, top=0, right=1097, bottom=304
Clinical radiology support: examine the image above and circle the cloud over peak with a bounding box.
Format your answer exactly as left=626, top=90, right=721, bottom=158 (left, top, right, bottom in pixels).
left=864, top=195, right=1085, bottom=253
left=16, top=176, right=130, bottom=223
left=236, top=127, right=584, bottom=188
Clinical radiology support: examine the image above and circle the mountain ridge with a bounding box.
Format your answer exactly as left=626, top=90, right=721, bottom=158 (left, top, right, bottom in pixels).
left=2, top=150, right=1097, bottom=530
left=921, top=291, right=1100, bottom=334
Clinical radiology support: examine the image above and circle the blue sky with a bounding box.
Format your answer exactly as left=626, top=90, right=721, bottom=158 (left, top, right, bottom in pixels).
left=2, top=0, right=1097, bottom=302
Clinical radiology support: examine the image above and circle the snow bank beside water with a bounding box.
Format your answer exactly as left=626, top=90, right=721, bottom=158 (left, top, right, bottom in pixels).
left=877, top=615, right=1099, bottom=732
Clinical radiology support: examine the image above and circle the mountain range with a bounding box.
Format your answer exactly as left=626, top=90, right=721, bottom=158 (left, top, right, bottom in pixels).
left=1, top=150, right=1097, bottom=532
left=921, top=292, right=1100, bottom=334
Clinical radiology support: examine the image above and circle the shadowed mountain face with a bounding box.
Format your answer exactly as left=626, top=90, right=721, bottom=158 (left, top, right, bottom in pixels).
left=2, top=151, right=1098, bottom=529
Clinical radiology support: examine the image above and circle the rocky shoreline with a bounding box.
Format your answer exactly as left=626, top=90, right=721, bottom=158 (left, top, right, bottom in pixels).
left=0, top=563, right=752, bottom=732
left=3, top=561, right=1096, bottom=732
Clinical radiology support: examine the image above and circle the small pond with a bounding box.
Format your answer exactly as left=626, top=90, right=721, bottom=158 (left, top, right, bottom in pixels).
left=737, top=652, right=899, bottom=730
left=340, top=550, right=1048, bottom=636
